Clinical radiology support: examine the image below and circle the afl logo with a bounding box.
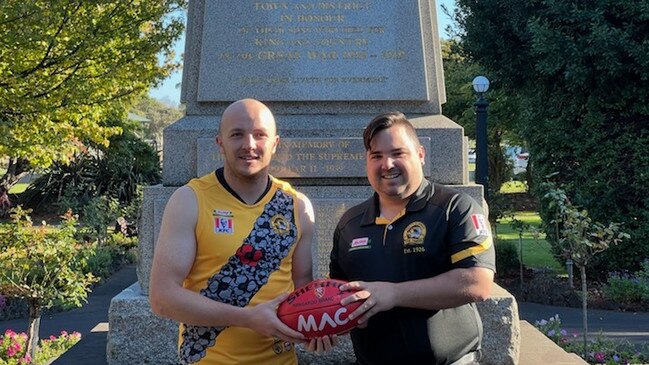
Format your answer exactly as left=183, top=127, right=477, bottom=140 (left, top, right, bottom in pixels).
left=270, top=215, right=291, bottom=235
left=403, top=222, right=426, bottom=245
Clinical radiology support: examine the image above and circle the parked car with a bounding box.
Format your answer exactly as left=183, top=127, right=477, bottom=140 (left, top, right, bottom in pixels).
left=513, top=151, right=528, bottom=175
left=467, top=148, right=476, bottom=163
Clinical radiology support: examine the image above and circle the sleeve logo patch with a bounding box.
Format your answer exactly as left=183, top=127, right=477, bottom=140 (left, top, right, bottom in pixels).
left=471, top=214, right=490, bottom=237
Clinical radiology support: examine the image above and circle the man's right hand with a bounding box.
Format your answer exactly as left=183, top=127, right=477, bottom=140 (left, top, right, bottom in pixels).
left=305, top=335, right=339, bottom=354
left=244, top=293, right=306, bottom=344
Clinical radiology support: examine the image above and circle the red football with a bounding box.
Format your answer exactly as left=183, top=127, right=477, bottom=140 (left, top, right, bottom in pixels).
left=277, top=279, right=364, bottom=339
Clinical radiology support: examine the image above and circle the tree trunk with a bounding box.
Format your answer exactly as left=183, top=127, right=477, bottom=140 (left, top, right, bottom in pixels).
left=488, top=135, right=507, bottom=191
left=0, top=157, right=30, bottom=216
left=525, top=159, right=534, bottom=191
left=26, top=299, right=42, bottom=360
left=581, top=265, right=588, bottom=358
left=519, top=233, right=524, bottom=286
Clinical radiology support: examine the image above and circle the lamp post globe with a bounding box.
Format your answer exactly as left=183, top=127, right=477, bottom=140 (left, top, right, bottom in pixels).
left=472, top=76, right=490, bottom=199
left=472, top=76, right=490, bottom=93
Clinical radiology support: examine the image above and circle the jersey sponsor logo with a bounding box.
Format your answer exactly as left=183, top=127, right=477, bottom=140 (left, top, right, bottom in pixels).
left=270, top=214, right=291, bottom=235
left=403, top=221, right=426, bottom=245
left=471, top=214, right=490, bottom=237
left=213, top=209, right=234, bottom=234
left=349, top=237, right=370, bottom=251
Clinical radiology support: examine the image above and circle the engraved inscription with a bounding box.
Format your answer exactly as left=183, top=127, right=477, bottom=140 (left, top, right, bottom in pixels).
left=313, top=199, right=364, bottom=278
left=196, top=137, right=432, bottom=178
left=198, top=1, right=429, bottom=101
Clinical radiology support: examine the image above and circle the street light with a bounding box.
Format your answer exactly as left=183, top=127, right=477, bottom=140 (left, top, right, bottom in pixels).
left=472, top=76, right=490, bottom=199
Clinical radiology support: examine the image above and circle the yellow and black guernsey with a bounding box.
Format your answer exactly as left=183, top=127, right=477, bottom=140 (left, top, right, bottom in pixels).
left=180, top=170, right=302, bottom=365
left=330, top=179, right=496, bottom=365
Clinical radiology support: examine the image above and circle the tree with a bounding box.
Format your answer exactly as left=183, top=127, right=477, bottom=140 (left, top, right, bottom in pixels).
left=0, top=0, right=186, bottom=212
left=0, top=207, right=97, bottom=359
left=542, top=182, right=629, bottom=357
left=454, top=0, right=649, bottom=275
left=130, top=95, right=184, bottom=148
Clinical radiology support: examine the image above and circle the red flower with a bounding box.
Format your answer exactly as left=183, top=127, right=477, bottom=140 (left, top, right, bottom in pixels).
left=236, top=244, right=264, bottom=267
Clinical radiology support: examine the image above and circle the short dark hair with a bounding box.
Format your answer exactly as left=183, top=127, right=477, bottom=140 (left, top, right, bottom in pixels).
left=362, top=111, right=420, bottom=151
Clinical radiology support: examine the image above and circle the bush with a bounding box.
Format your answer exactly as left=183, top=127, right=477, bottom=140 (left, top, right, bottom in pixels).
left=602, top=260, right=649, bottom=307
left=0, top=296, right=28, bottom=321
left=523, top=269, right=580, bottom=307
left=495, top=240, right=520, bottom=278
left=21, top=120, right=161, bottom=213
left=0, top=231, right=136, bottom=320
left=84, top=233, right=137, bottom=283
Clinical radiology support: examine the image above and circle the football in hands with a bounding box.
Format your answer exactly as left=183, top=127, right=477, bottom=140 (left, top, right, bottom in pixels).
left=277, top=278, right=364, bottom=339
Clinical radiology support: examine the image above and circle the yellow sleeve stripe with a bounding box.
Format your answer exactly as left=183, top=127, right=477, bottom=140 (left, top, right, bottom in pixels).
left=451, top=236, right=493, bottom=264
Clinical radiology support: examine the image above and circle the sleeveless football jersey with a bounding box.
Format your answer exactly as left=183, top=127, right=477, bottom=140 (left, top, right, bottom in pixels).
left=179, top=172, right=303, bottom=364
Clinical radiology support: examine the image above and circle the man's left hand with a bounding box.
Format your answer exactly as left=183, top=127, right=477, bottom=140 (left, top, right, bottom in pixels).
left=339, top=281, right=397, bottom=327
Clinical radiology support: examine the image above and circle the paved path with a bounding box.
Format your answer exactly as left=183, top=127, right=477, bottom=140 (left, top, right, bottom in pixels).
left=518, top=301, right=649, bottom=347
left=2, top=266, right=648, bottom=364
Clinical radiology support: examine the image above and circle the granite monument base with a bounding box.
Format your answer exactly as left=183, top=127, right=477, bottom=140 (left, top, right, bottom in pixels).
left=107, top=282, right=519, bottom=365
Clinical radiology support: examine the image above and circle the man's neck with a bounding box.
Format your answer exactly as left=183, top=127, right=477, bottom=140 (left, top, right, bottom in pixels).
left=378, top=197, right=409, bottom=221
left=221, top=168, right=270, bottom=205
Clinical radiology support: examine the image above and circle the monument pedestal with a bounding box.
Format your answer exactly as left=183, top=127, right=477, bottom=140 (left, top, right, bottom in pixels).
left=108, top=282, right=519, bottom=365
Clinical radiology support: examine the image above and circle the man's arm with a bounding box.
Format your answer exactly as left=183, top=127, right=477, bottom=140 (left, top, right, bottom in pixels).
left=340, top=267, right=494, bottom=325
left=291, top=191, right=315, bottom=288
left=149, top=186, right=305, bottom=342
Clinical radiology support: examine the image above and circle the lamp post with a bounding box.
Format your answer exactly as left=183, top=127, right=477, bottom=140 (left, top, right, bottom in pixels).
left=472, top=76, right=490, bottom=199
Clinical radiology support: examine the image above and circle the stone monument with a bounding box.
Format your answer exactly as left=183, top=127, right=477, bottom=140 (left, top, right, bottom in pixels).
left=107, top=1, right=520, bottom=364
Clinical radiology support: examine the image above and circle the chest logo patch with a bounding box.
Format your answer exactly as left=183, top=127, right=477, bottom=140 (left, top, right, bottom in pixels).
left=349, top=237, right=371, bottom=251
left=270, top=214, right=291, bottom=235
left=471, top=214, right=491, bottom=238
left=403, top=222, right=426, bottom=245
left=213, top=209, right=234, bottom=234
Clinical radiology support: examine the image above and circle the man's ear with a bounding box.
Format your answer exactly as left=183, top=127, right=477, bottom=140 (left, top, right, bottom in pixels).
left=271, top=135, right=280, bottom=154
left=215, top=135, right=224, bottom=153
left=419, top=145, right=425, bottom=165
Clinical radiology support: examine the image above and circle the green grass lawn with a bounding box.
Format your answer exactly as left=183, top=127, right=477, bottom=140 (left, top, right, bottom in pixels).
left=9, top=183, right=29, bottom=194
left=0, top=167, right=31, bottom=193
left=496, top=211, right=565, bottom=273
left=500, top=180, right=528, bottom=194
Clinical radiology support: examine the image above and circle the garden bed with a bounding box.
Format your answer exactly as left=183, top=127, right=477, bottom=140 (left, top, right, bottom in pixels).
left=497, top=268, right=649, bottom=313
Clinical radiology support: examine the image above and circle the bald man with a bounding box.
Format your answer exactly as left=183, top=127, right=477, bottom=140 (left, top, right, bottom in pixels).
left=150, top=99, right=315, bottom=365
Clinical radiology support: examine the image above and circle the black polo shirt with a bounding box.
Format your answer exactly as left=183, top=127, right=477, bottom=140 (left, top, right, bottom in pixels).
left=329, top=179, right=496, bottom=365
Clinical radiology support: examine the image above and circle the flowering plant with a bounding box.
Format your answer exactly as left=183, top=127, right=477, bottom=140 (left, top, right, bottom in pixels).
left=0, top=329, right=80, bottom=364
left=534, top=315, right=649, bottom=365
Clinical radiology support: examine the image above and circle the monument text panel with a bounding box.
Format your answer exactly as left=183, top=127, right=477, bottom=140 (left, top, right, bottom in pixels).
left=198, top=1, right=428, bottom=101
left=196, top=137, right=431, bottom=178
